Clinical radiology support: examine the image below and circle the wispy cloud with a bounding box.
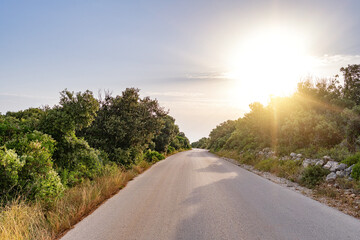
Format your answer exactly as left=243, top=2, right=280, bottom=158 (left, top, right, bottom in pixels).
left=146, top=91, right=205, bottom=97
left=317, top=54, right=360, bottom=65
left=185, top=72, right=229, bottom=80
left=0, top=93, right=56, bottom=100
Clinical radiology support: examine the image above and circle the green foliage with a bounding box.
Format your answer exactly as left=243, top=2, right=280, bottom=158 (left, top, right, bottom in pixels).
left=208, top=120, right=236, bottom=151
left=167, top=145, right=175, bottom=154
left=39, top=89, right=99, bottom=139
left=170, top=132, right=191, bottom=150
left=191, top=137, right=209, bottom=149
left=0, top=87, right=190, bottom=204
left=351, top=163, right=360, bottom=181
left=342, top=152, right=360, bottom=166
left=153, top=115, right=179, bottom=153
left=80, top=88, right=167, bottom=164
left=0, top=149, right=24, bottom=198
left=143, top=150, right=165, bottom=162
left=341, top=64, right=360, bottom=105
left=201, top=66, right=360, bottom=162
left=255, top=158, right=277, bottom=172
left=300, top=165, right=329, bottom=188
left=254, top=157, right=302, bottom=181
left=0, top=131, right=64, bottom=202
left=55, top=134, right=103, bottom=186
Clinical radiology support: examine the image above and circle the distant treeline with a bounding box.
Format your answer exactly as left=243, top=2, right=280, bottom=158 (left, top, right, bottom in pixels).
left=0, top=88, right=190, bottom=203
left=192, top=64, right=360, bottom=179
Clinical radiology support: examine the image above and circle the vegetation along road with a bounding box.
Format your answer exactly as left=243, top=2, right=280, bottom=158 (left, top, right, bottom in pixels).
left=62, top=149, right=360, bottom=240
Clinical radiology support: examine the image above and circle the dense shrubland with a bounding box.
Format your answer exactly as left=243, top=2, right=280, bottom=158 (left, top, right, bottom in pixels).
left=193, top=64, right=360, bottom=187
left=0, top=88, right=190, bottom=238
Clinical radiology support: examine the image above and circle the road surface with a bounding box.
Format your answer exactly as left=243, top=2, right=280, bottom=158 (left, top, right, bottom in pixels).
left=62, top=149, right=360, bottom=240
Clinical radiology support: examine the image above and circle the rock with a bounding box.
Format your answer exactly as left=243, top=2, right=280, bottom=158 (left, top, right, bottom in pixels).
left=290, top=152, right=297, bottom=158
left=296, top=153, right=302, bottom=158
left=315, top=159, right=324, bottom=166
left=330, top=162, right=340, bottom=172
left=326, top=172, right=337, bottom=182
left=336, top=163, right=347, bottom=171
left=302, top=159, right=311, bottom=168
left=336, top=170, right=345, bottom=178
left=295, top=157, right=302, bottom=161
left=323, top=161, right=334, bottom=170
left=345, top=165, right=354, bottom=175
left=350, top=194, right=356, bottom=198
left=268, top=151, right=276, bottom=157
left=323, top=155, right=332, bottom=161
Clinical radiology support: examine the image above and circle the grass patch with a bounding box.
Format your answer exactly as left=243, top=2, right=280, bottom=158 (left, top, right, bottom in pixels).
left=0, top=162, right=151, bottom=239
left=300, top=165, right=329, bottom=189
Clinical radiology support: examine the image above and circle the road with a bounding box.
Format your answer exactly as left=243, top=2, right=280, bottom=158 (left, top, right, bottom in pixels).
left=62, top=149, right=360, bottom=240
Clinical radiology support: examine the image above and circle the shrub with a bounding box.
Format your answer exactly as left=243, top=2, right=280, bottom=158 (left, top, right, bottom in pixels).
left=143, top=150, right=165, bottom=162
left=351, top=163, right=360, bottom=180
left=255, top=158, right=277, bottom=172
left=0, top=149, right=24, bottom=199
left=56, top=135, right=103, bottom=186
left=300, top=165, right=329, bottom=188
left=276, top=160, right=302, bottom=181
left=1, top=131, right=64, bottom=202
left=167, top=146, right=175, bottom=154
left=19, top=141, right=64, bottom=201
left=342, top=152, right=360, bottom=166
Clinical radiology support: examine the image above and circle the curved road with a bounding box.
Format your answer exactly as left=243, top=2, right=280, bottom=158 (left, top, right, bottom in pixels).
left=62, top=149, right=360, bottom=240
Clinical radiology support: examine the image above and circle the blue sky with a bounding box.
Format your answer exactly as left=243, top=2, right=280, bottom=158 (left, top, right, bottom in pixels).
left=1, top=0, right=360, bottom=141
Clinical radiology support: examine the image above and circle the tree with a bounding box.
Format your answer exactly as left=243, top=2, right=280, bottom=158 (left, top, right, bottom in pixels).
left=341, top=64, right=360, bottom=104
left=153, top=115, right=178, bottom=153
left=81, top=88, right=167, bottom=165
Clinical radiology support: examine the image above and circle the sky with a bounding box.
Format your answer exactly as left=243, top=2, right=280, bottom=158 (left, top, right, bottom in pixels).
left=1, top=0, right=360, bottom=142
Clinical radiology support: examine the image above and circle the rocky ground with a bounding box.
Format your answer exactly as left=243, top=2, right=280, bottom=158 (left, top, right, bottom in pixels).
left=221, top=156, right=360, bottom=219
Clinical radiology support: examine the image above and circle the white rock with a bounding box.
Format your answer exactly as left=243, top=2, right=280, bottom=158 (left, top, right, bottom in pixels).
left=323, top=161, right=333, bottom=170
left=296, top=153, right=302, bottom=158
left=315, top=159, right=324, bottom=166
left=323, top=155, right=332, bottom=161
left=326, top=172, right=337, bottom=182
left=336, top=163, right=347, bottom=171
left=336, top=170, right=345, bottom=177
left=302, top=159, right=311, bottom=168
left=330, top=162, right=340, bottom=172
left=290, top=152, right=297, bottom=158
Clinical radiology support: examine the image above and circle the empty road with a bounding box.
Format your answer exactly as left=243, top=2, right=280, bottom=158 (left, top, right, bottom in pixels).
left=62, top=149, right=360, bottom=240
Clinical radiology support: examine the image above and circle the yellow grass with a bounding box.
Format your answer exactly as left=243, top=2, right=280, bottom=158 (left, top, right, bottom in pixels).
left=0, top=161, right=151, bottom=240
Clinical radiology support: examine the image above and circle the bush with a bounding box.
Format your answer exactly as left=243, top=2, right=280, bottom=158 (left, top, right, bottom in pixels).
left=342, top=152, right=360, bottom=166
left=167, top=146, right=175, bottom=154
left=255, top=158, right=277, bottom=172
left=276, top=160, right=302, bottom=181
left=143, top=150, right=165, bottom=162
left=1, top=131, right=64, bottom=202
left=0, top=149, right=24, bottom=199
left=300, top=165, right=329, bottom=188
left=351, top=163, right=360, bottom=180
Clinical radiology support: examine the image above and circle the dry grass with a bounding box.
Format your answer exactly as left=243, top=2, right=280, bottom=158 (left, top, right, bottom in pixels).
left=0, top=161, right=151, bottom=240
left=0, top=201, right=52, bottom=240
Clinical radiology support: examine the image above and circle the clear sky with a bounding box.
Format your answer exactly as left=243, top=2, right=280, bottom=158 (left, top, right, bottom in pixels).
left=1, top=0, right=360, bottom=142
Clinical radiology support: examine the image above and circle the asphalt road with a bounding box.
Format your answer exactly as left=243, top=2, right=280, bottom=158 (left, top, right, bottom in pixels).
left=62, top=149, right=360, bottom=240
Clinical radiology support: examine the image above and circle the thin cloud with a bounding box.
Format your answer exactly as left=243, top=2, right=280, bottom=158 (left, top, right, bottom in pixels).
left=0, top=93, right=56, bottom=100
left=146, top=91, right=205, bottom=97
left=318, top=54, right=360, bottom=65
left=185, top=72, right=229, bottom=80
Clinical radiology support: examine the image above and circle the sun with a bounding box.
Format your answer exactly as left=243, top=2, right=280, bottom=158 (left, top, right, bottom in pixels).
left=227, top=26, right=315, bottom=105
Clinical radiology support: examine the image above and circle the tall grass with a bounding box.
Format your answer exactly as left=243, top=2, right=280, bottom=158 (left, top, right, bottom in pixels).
left=0, top=161, right=151, bottom=240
